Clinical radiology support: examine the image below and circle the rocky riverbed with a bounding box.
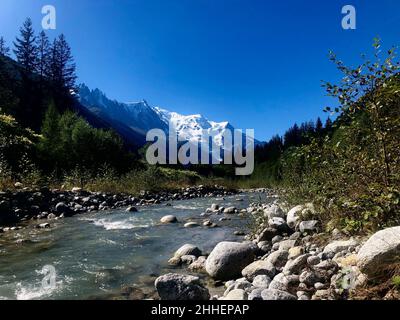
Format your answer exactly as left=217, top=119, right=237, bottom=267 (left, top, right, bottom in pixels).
left=0, top=185, right=238, bottom=228
left=154, top=199, right=400, bottom=300
left=1, top=187, right=398, bottom=300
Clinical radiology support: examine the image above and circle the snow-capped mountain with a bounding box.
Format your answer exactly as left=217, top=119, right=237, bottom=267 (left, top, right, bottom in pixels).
left=78, top=84, right=257, bottom=149
left=153, top=107, right=236, bottom=147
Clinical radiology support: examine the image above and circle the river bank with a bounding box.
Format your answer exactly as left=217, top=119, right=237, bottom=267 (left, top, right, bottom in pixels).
left=154, top=199, right=400, bottom=300
left=0, top=191, right=273, bottom=300
left=0, top=185, right=241, bottom=228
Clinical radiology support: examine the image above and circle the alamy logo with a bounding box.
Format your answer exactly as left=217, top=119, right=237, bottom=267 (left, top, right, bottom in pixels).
left=41, top=265, right=56, bottom=290
left=42, top=5, right=56, bottom=30
left=145, top=123, right=255, bottom=175
left=342, top=5, right=356, bottom=30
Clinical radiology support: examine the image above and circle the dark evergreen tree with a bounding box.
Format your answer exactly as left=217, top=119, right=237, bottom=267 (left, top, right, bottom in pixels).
left=325, top=117, right=333, bottom=133
left=13, top=18, right=37, bottom=73
left=49, top=34, right=76, bottom=92
left=35, top=31, right=50, bottom=80
left=0, top=37, right=10, bottom=56
left=315, top=117, right=323, bottom=136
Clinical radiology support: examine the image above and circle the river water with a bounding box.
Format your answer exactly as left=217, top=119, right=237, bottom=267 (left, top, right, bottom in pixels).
left=0, top=192, right=270, bottom=300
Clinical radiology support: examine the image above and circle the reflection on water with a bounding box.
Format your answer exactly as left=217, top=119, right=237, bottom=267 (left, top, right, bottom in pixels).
left=0, top=193, right=269, bottom=300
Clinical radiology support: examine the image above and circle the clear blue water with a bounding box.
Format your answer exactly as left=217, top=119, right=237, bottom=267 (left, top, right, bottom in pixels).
left=0, top=192, right=269, bottom=300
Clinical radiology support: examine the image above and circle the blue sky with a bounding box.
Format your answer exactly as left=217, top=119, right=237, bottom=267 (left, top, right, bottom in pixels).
left=0, top=0, right=399, bottom=141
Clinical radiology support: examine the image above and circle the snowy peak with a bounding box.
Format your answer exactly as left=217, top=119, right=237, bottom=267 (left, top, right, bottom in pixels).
left=153, top=107, right=234, bottom=145
left=77, top=84, right=253, bottom=148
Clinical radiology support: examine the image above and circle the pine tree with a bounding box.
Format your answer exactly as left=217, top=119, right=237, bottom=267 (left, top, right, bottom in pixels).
left=38, top=101, right=61, bottom=169
left=325, top=117, right=333, bottom=132
left=36, top=31, right=50, bottom=80
left=315, top=117, right=323, bottom=136
left=13, top=18, right=37, bottom=73
left=0, top=37, right=10, bottom=56
left=48, top=34, right=76, bottom=92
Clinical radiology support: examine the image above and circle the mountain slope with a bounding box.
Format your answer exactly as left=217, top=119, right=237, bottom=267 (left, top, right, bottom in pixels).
left=78, top=84, right=258, bottom=151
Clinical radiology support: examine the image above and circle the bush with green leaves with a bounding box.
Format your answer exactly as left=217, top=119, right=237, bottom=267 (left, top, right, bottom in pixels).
left=281, top=39, right=400, bottom=233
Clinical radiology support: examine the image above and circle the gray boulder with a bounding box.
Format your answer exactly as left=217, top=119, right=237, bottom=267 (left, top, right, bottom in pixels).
left=279, top=239, right=297, bottom=251
left=268, top=217, right=287, bottom=229
left=205, top=241, right=257, bottom=280
left=357, top=226, right=400, bottom=278
left=248, top=288, right=264, bottom=300
left=265, top=250, right=289, bottom=270
left=175, top=244, right=202, bottom=258
left=125, top=206, right=138, bottom=212
left=184, top=222, right=200, bottom=228
left=222, top=289, right=247, bottom=300
left=242, top=260, right=276, bottom=281
left=160, top=215, right=178, bottom=223
left=256, top=227, right=279, bottom=242
left=55, top=202, right=72, bottom=216
left=155, top=273, right=210, bottom=300
left=223, top=207, right=236, bottom=214
left=286, top=205, right=304, bottom=229
left=261, top=289, right=297, bottom=300
left=263, top=204, right=285, bottom=219
left=283, top=254, right=310, bottom=275
left=299, top=270, right=322, bottom=287
left=299, top=220, right=319, bottom=233
left=323, top=239, right=358, bottom=257
left=252, top=275, right=271, bottom=288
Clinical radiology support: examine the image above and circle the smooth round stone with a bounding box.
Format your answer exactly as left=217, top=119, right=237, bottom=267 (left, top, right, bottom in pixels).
left=184, top=222, right=200, bottom=228
left=160, top=215, right=178, bottom=223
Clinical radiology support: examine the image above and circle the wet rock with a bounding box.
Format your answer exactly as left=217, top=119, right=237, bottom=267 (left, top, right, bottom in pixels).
left=37, top=223, right=50, bottom=229
left=174, top=245, right=201, bottom=260
left=188, top=256, right=207, bottom=272
left=184, top=222, right=200, bottom=228
left=203, top=220, right=212, bottom=227
left=55, top=202, right=72, bottom=216
left=181, top=255, right=197, bottom=265
left=168, top=257, right=182, bottom=266
left=125, top=206, right=138, bottom=212
left=223, top=207, right=237, bottom=214
left=160, top=215, right=178, bottom=223
left=155, top=273, right=210, bottom=300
